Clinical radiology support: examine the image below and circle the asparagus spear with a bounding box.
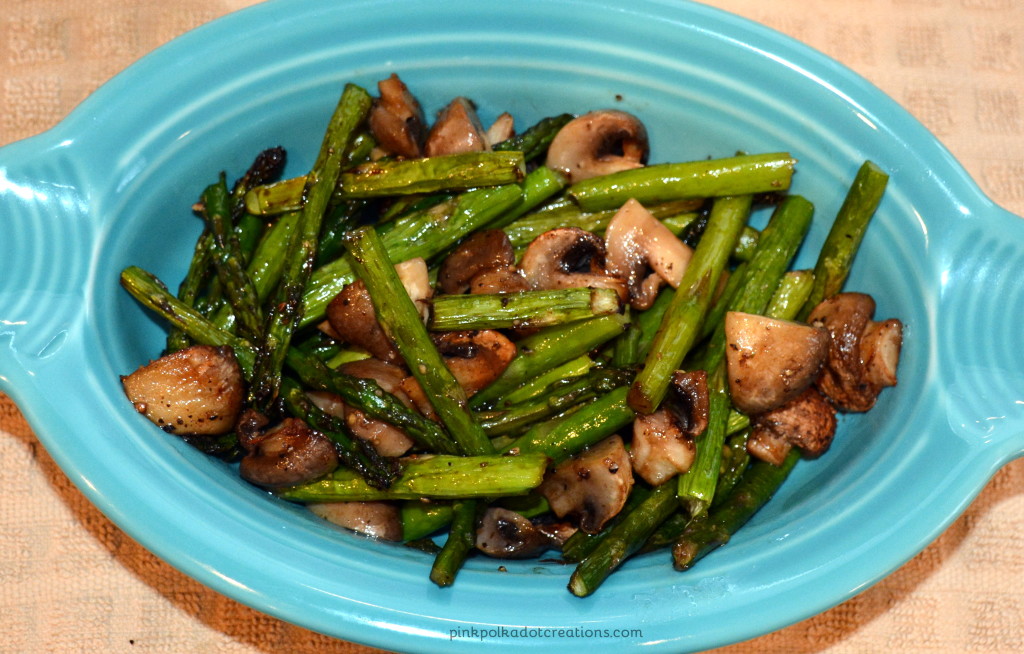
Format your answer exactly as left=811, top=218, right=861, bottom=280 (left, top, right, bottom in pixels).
left=568, top=153, right=796, bottom=212
left=345, top=225, right=494, bottom=457
left=249, top=83, right=372, bottom=411
left=280, top=377, right=399, bottom=489
left=276, top=452, right=548, bottom=502
left=798, top=160, right=889, bottom=320
left=568, top=481, right=679, bottom=597
left=491, top=113, right=574, bottom=160
left=167, top=230, right=214, bottom=352
left=497, top=355, right=593, bottom=408
left=429, top=287, right=621, bottom=331
left=245, top=151, right=524, bottom=213
left=675, top=367, right=730, bottom=518
left=628, top=195, right=751, bottom=414
left=284, top=348, right=457, bottom=455
left=199, top=173, right=264, bottom=341
left=430, top=499, right=478, bottom=586
left=469, top=314, right=629, bottom=409
left=672, top=450, right=800, bottom=570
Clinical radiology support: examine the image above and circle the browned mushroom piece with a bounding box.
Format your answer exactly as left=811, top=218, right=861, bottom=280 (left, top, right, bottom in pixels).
left=807, top=292, right=903, bottom=412
left=485, top=111, right=515, bottom=147
left=467, top=266, right=530, bottom=295
left=424, top=97, right=490, bottom=156
left=748, top=385, right=837, bottom=464
left=237, top=412, right=339, bottom=489
left=368, top=73, right=427, bottom=159
left=724, top=311, right=829, bottom=415
left=122, top=344, right=244, bottom=436
left=545, top=110, right=649, bottom=183
left=475, top=507, right=558, bottom=559
left=399, top=330, right=517, bottom=417
left=518, top=227, right=627, bottom=299
left=326, top=258, right=432, bottom=364
left=307, top=501, right=403, bottom=541
left=630, top=370, right=709, bottom=485
left=306, top=358, right=416, bottom=458
left=538, top=435, right=634, bottom=534
left=437, top=229, right=519, bottom=295
left=604, top=198, right=694, bottom=310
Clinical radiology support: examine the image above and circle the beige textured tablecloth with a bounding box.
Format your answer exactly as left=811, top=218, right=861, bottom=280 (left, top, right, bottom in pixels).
left=2, top=1, right=1022, bottom=652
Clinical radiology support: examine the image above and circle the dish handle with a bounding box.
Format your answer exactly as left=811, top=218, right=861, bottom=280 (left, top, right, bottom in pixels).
left=937, top=203, right=1024, bottom=463
left=0, top=135, right=96, bottom=393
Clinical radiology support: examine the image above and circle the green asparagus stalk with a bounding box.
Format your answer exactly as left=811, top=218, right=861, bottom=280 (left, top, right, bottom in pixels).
left=628, top=195, right=751, bottom=414
left=120, top=266, right=257, bottom=374
left=568, top=153, right=796, bottom=212
left=429, top=287, right=621, bottom=331
left=249, top=83, right=372, bottom=410
left=167, top=230, right=214, bottom=352
left=430, top=499, right=479, bottom=587
left=672, top=450, right=800, bottom=570
left=200, top=174, right=264, bottom=341
left=764, top=269, right=815, bottom=321
left=568, top=481, right=679, bottom=597
left=798, top=160, right=889, bottom=320
left=401, top=501, right=454, bottom=542
left=469, top=314, right=629, bottom=409
left=711, top=430, right=751, bottom=508
left=345, top=225, right=493, bottom=456
left=675, top=367, right=730, bottom=518
left=505, top=386, right=635, bottom=465
left=284, top=348, right=457, bottom=455
left=477, top=368, right=632, bottom=437
left=280, top=377, right=399, bottom=489
left=340, top=151, right=525, bottom=198
left=302, top=183, right=522, bottom=327
left=498, top=355, right=593, bottom=408
left=276, top=452, right=548, bottom=502
left=245, top=151, right=524, bottom=213
left=487, top=166, right=568, bottom=229
left=491, top=113, right=574, bottom=160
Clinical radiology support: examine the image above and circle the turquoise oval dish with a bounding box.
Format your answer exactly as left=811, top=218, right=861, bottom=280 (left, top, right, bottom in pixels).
left=1, top=1, right=1022, bottom=652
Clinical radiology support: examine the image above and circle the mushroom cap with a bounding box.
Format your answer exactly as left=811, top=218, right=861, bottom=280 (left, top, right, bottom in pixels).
left=368, top=73, right=426, bottom=158
left=538, top=434, right=634, bottom=534
left=545, top=110, right=649, bottom=183
left=437, top=229, right=518, bottom=295
left=519, top=226, right=627, bottom=298
left=725, top=311, right=829, bottom=415
left=238, top=416, right=339, bottom=489
left=307, top=500, right=403, bottom=541
left=475, top=507, right=554, bottom=559
left=808, top=292, right=903, bottom=412
left=750, top=385, right=837, bottom=461
left=604, top=198, right=694, bottom=310
left=424, top=97, right=490, bottom=156
left=121, top=344, right=244, bottom=435
left=630, top=370, right=708, bottom=485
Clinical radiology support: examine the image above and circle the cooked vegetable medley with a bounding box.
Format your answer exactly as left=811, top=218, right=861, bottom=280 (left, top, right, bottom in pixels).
left=120, top=74, right=903, bottom=595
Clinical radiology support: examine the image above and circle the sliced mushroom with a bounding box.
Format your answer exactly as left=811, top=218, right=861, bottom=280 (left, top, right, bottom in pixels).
left=724, top=311, right=829, bottom=415
left=519, top=227, right=627, bottom=298
left=307, top=501, right=403, bottom=541
left=424, top=97, right=490, bottom=156
left=545, top=110, right=649, bottom=183
left=807, top=292, right=903, bottom=412
left=325, top=258, right=432, bottom=363
left=485, top=111, right=515, bottom=147
left=368, top=73, right=427, bottom=158
left=467, top=266, right=530, bottom=295
left=748, top=385, right=837, bottom=463
left=475, top=507, right=556, bottom=559
left=630, top=370, right=708, bottom=485
left=122, top=344, right=244, bottom=435
left=399, top=330, right=517, bottom=417
left=538, top=435, right=634, bottom=534
left=237, top=412, right=339, bottom=488
left=437, top=229, right=518, bottom=295
left=604, top=198, right=694, bottom=310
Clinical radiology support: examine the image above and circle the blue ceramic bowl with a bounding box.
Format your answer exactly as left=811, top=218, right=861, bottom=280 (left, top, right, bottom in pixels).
left=2, top=1, right=1022, bottom=651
